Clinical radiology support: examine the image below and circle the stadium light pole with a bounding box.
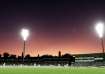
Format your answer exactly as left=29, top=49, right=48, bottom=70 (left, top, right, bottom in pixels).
left=95, top=22, right=105, bottom=59
left=21, top=28, right=29, bottom=63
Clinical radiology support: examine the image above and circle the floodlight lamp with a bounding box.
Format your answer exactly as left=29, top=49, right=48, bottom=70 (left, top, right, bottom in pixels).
left=21, top=28, right=29, bottom=41
left=95, top=22, right=104, bottom=38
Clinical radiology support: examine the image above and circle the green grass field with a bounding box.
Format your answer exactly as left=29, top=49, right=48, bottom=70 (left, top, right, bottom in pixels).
left=0, top=66, right=105, bottom=74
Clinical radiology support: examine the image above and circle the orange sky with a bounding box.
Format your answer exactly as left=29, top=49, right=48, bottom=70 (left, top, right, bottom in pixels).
left=0, top=30, right=104, bottom=56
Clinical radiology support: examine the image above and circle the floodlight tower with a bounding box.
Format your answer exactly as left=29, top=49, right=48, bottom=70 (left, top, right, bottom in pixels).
left=95, top=22, right=105, bottom=59
left=21, top=28, right=29, bottom=63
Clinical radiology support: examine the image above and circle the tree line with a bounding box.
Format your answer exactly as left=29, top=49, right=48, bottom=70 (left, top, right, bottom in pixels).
left=0, top=51, right=75, bottom=66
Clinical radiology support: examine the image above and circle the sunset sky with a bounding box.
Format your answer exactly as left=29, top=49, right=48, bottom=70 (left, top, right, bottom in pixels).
left=0, top=0, right=105, bottom=56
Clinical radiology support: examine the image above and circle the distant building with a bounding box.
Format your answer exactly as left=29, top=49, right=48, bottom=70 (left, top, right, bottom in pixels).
left=73, top=53, right=105, bottom=66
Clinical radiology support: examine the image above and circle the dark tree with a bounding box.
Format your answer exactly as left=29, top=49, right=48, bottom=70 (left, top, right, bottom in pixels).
left=3, top=52, right=10, bottom=63
left=0, top=54, right=1, bottom=58
left=25, top=54, right=31, bottom=58
left=3, top=52, right=9, bottom=58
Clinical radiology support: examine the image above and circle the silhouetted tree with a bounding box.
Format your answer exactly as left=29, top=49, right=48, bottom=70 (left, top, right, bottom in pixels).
left=25, top=54, right=30, bottom=58
left=62, top=53, right=72, bottom=58
left=0, top=54, right=1, bottom=58
left=3, top=52, right=9, bottom=58
left=41, top=55, right=53, bottom=58
left=0, top=52, right=75, bottom=66
left=62, top=53, right=74, bottom=66
left=3, top=52, right=10, bottom=63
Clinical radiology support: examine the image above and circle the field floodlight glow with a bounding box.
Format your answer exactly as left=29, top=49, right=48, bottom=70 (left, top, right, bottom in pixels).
left=95, top=22, right=104, bottom=38
left=21, top=28, right=29, bottom=41
left=95, top=21, right=105, bottom=59
left=20, top=28, right=30, bottom=63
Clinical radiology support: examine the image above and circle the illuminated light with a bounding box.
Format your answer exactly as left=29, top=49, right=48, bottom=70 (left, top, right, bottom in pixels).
left=20, top=28, right=30, bottom=63
left=95, top=21, right=105, bottom=59
left=21, top=28, right=29, bottom=41
left=95, top=22, right=104, bottom=38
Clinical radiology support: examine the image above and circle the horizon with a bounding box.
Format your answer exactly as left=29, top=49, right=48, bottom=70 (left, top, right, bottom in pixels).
left=0, top=50, right=103, bottom=57
left=0, top=48, right=104, bottom=57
